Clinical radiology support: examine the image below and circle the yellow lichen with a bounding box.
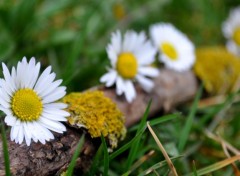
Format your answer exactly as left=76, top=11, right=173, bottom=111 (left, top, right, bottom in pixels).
left=62, top=90, right=126, bottom=149
left=194, top=46, right=240, bottom=95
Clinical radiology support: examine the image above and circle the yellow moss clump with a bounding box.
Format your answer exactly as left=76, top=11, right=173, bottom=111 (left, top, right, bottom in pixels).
left=62, top=91, right=126, bottom=149
left=194, top=46, right=240, bottom=95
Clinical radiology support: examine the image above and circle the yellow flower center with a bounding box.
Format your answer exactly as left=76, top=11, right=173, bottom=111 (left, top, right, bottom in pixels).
left=11, top=89, right=43, bottom=121
left=233, top=27, right=240, bottom=46
left=116, top=52, right=138, bottom=79
left=160, top=42, right=178, bottom=60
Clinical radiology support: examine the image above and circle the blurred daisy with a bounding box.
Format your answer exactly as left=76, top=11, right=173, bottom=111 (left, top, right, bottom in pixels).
left=150, top=23, right=195, bottom=71
left=0, top=57, right=69, bottom=146
left=100, top=30, right=159, bottom=103
left=222, top=6, right=240, bottom=56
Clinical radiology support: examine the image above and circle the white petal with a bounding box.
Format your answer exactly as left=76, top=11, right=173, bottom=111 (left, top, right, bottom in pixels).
left=41, top=112, right=67, bottom=121
left=1, top=79, right=14, bottom=96
left=111, top=30, right=122, bottom=55
left=136, top=75, right=154, bottom=92
left=38, top=124, right=54, bottom=140
left=44, top=103, right=68, bottom=109
left=17, top=125, right=24, bottom=144
left=124, top=80, right=136, bottom=103
left=116, top=76, right=125, bottom=95
left=106, top=45, right=118, bottom=67
left=39, top=117, right=66, bottom=133
left=10, top=120, right=21, bottom=141
left=44, top=108, right=70, bottom=117
left=100, top=70, right=117, bottom=87
left=138, top=67, right=159, bottom=77
left=5, top=115, right=16, bottom=126
left=42, top=86, right=66, bottom=104
left=31, top=123, right=45, bottom=144
left=34, top=122, right=54, bottom=142
left=0, top=106, right=12, bottom=115
left=23, top=122, right=32, bottom=146
left=135, top=42, right=156, bottom=65
left=28, top=62, right=41, bottom=89
left=39, top=79, right=62, bottom=97
left=0, top=95, right=10, bottom=109
left=11, top=67, right=17, bottom=89
left=0, top=89, right=10, bottom=103
left=2, top=63, right=16, bottom=91
left=23, top=122, right=31, bottom=139
left=27, top=122, right=39, bottom=143
left=34, top=66, right=52, bottom=90
left=35, top=73, right=56, bottom=95
left=17, top=58, right=29, bottom=89
left=123, top=30, right=138, bottom=52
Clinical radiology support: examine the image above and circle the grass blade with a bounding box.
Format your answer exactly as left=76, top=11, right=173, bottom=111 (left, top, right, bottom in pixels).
left=101, top=134, right=109, bottom=176
left=109, top=128, right=145, bottom=161
left=87, top=144, right=103, bottom=176
left=192, top=161, right=198, bottom=176
left=125, top=100, right=152, bottom=170
left=0, top=122, right=10, bottom=176
left=147, top=122, right=178, bottom=176
left=122, top=150, right=155, bottom=176
left=199, top=90, right=239, bottom=128
left=178, top=85, right=203, bottom=152
left=129, top=113, right=180, bottom=132
left=110, top=113, right=179, bottom=161
left=66, top=135, right=85, bottom=176
left=186, top=155, right=240, bottom=176
left=138, top=156, right=182, bottom=176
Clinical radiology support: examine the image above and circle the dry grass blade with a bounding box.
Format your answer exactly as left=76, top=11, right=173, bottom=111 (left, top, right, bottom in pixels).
left=220, top=140, right=240, bottom=176
left=122, top=150, right=155, bottom=176
left=147, top=121, right=178, bottom=176
left=187, top=155, right=240, bottom=176
left=205, top=130, right=240, bottom=155
left=204, top=130, right=240, bottom=176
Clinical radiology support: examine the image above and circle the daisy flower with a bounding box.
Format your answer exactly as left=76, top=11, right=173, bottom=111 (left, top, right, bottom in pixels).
left=0, top=57, right=69, bottom=146
left=150, top=23, right=195, bottom=71
left=222, top=6, right=240, bottom=56
left=100, top=30, right=159, bottom=103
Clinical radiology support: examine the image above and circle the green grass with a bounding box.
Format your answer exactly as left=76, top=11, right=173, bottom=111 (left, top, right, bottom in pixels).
left=0, top=121, right=10, bottom=176
left=1, top=0, right=240, bottom=175
left=66, top=135, right=85, bottom=176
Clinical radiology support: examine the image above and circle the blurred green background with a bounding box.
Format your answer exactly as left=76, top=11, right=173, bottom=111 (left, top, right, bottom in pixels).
left=1, top=1, right=240, bottom=175
left=0, top=0, right=239, bottom=92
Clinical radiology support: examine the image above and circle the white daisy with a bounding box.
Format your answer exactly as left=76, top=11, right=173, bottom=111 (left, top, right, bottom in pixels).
left=100, top=30, right=159, bottom=103
left=0, top=57, right=69, bottom=146
left=150, top=23, right=195, bottom=71
left=222, top=6, right=240, bottom=56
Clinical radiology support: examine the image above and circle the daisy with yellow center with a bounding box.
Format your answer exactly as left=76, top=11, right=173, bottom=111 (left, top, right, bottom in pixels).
left=100, top=30, right=159, bottom=102
left=222, top=6, right=240, bottom=56
left=150, top=23, right=195, bottom=71
left=0, top=57, right=69, bottom=146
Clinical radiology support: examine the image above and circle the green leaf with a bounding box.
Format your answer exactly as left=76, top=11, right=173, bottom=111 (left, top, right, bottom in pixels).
left=101, top=134, right=109, bottom=176
left=126, top=100, right=152, bottom=170
left=66, top=135, right=85, bottom=176
left=0, top=122, right=11, bottom=176
left=178, top=85, right=203, bottom=152
left=87, top=144, right=103, bottom=176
